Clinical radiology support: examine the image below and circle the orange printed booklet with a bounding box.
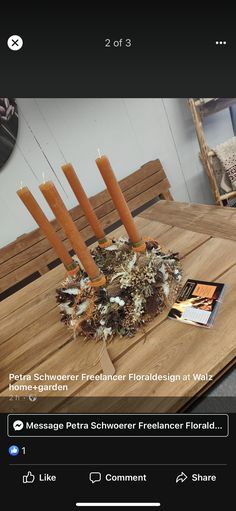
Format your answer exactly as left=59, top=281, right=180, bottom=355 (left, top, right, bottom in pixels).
left=168, top=279, right=225, bottom=328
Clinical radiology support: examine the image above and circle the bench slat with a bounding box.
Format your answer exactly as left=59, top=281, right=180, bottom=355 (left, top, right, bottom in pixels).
left=0, top=167, right=165, bottom=280
left=0, top=160, right=172, bottom=299
left=0, top=160, right=161, bottom=264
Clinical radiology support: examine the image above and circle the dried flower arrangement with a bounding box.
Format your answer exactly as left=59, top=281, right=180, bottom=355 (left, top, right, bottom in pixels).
left=56, top=237, right=182, bottom=342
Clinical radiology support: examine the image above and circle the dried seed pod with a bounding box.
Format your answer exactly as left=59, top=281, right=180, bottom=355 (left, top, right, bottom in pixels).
left=106, top=282, right=122, bottom=297
left=137, top=255, right=149, bottom=268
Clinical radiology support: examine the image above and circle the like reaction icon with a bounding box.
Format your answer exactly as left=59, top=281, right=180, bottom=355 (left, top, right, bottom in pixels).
left=22, top=471, right=35, bottom=484
left=8, top=445, right=20, bottom=456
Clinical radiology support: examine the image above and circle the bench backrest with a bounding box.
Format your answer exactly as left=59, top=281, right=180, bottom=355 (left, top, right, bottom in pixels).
left=0, top=159, right=172, bottom=300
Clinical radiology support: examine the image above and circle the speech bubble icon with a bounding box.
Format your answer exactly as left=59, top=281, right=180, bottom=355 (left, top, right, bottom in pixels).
left=13, top=420, right=24, bottom=431
left=89, top=472, right=101, bottom=484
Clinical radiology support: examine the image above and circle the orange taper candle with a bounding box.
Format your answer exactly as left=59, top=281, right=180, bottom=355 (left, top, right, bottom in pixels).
left=61, top=163, right=111, bottom=248
left=96, top=155, right=146, bottom=252
left=39, top=181, right=105, bottom=285
left=17, top=186, right=75, bottom=270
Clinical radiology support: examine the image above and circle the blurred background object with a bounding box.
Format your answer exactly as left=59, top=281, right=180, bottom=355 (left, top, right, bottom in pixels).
left=0, top=98, right=18, bottom=169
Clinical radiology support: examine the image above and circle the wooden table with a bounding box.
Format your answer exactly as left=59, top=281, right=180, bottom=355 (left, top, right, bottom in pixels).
left=1, top=200, right=236, bottom=413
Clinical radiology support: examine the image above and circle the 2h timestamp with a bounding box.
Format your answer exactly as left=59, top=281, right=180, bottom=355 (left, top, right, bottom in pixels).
left=105, top=38, right=132, bottom=48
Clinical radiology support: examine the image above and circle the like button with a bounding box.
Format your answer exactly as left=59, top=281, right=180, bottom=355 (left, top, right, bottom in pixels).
left=22, top=471, right=35, bottom=484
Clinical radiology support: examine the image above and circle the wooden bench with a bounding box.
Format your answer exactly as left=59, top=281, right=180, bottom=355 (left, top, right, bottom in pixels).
left=0, top=159, right=173, bottom=300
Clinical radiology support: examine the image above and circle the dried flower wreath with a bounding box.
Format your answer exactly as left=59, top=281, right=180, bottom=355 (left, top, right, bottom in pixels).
left=56, top=238, right=182, bottom=342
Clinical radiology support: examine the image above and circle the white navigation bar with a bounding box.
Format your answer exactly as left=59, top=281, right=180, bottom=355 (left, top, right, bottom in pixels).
left=75, top=504, right=161, bottom=507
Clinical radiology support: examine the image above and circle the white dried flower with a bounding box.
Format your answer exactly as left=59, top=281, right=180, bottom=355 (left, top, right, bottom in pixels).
left=63, top=288, right=79, bottom=295
left=96, top=326, right=112, bottom=341
left=133, top=294, right=145, bottom=318
left=60, top=302, right=73, bottom=315
left=110, top=272, right=125, bottom=283
left=79, top=276, right=90, bottom=289
left=105, top=244, right=118, bottom=251
left=110, top=296, right=125, bottom=306
left=162, top=282, right=170, bottom=296
left=120, top=273, right=132, bottom=288
left=127, top=253, right=137, bottom=271
left=159, top=263, right=168, bottom=281
left=76, top=300, right=90, bottom=316
left=118, top=237, right=128, bottom=243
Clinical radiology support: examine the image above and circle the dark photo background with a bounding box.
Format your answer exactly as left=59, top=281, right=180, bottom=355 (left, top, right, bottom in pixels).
left=0, top=98, right=18, bottom=169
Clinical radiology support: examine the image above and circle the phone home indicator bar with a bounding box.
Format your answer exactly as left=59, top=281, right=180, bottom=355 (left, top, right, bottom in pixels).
left=75, top=504, right=161, bottom=508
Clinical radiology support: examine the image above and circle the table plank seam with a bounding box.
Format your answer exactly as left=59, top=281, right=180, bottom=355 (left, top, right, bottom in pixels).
left=46, top=260, right=236, bottom=401
left=0, top=333, right=75, bottom=393
left=2, top=210, right=236, bottom=405
left=0, top=232, right=211, bottom=342
left=52, top=319, right=170, bottom=401
left=0, top=314, right=168, bottom=394
left=1, top=234, right=235, bottom=392
left=178, top=357, right=236, bottom=413
left=0, top=277, right=64, bottom=322
left=171, top=236, right=211, bottom=259
left=0, top=303, right=59, bottom=347
left=214, top=260, right=236, bottom=280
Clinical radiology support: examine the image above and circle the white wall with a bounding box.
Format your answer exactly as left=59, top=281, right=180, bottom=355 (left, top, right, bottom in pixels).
left=0, top=98, right=234, bottom=248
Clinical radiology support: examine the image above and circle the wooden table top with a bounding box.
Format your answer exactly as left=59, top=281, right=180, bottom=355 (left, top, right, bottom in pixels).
left=1, top=200, right=236, bottom=413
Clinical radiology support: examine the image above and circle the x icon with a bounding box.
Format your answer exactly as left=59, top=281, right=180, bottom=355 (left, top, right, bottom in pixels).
left=7, top=35, right=23, bottom=51
left=11, top=39, right=19, bottom=47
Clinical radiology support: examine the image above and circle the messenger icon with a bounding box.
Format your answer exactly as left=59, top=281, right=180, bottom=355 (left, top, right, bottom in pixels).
left=89, top=472, right=102, bottom=484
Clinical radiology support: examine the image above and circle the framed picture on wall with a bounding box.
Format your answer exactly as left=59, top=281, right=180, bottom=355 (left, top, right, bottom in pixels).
left=0, top=98, right=18, bottom=170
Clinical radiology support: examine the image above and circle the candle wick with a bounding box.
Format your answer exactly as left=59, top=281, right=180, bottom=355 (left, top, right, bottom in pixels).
left=42, top=172, right=46, bottom=184
left=97, top=148, right=102, bottom=159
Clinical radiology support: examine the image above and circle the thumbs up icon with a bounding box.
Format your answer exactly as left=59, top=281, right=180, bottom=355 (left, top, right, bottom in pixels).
left=22, top=471, right=35, bottom=484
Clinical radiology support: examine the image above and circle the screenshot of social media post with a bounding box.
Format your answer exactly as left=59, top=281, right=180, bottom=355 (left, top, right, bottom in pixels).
left=0, top=96, right=235, bottom=509
left=0, top=96, right=235, bottom=411
left=0, top=11, right=236, bottom=509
